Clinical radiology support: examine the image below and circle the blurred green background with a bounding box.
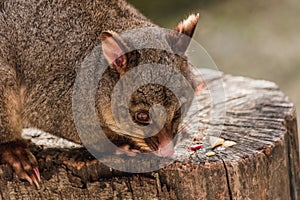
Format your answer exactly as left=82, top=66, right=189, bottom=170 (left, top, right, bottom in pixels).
left=128, top=0, right=300, bottom=134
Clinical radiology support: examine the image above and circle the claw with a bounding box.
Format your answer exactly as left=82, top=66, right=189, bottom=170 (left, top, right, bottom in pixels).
left=21, top=173, right=33, bottom=185
left=33, top=167, right=41, bottom=182
left=19, top=167, right=40, bottom=189
left=32, top=167, right=41, bottom=189
left=0, top=141, right=41, bottom=189
left=31, top=171, right=40, bottom=189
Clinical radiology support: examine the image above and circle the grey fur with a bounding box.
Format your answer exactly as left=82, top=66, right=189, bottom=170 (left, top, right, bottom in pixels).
left=0, top=0, right=198, bottom=182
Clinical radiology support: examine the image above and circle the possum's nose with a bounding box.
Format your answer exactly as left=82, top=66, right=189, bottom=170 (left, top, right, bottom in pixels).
left=157, top=140, right=174, bottom=157
left=154, top=127, right=175, bottom=157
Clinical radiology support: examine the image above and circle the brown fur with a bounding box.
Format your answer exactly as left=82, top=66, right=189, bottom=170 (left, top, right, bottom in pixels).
left=0, top=0, right=199, bottom=185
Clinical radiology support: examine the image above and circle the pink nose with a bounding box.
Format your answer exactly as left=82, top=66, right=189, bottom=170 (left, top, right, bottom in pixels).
left=158, top=140, right=174, bottom=157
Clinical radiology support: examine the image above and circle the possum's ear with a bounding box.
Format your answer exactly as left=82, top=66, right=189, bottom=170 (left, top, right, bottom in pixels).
left=167, top=13, right=199, bottom=54
left=100, top=31, right=129, bottom=74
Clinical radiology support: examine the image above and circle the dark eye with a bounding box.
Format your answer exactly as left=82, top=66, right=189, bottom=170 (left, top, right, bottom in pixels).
left=135, top=111, right=151, bottom=124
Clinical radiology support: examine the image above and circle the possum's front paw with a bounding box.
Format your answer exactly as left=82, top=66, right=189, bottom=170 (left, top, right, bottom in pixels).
left=0, top=140, right=40, bottom=188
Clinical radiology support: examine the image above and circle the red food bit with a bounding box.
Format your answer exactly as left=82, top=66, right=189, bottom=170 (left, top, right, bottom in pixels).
left=190, top=144, right=203, bottom=151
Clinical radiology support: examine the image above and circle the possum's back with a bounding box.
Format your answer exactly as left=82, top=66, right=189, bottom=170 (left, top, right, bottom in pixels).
left=0, top=0, right=152, bottom=72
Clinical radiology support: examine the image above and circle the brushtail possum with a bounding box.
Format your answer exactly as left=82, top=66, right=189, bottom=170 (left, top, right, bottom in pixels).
left=0, top=0, right=199, bottom=188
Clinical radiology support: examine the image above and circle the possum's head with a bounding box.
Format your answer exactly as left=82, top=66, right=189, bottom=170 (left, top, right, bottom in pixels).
left=97, top=14, right=199, bottom=157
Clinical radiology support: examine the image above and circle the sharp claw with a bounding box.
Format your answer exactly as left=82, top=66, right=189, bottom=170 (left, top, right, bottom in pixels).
left=32, top=175, right=40, bottom=189
left=19, top=168, right=41, bottom=189
left=22, top=173, right=33, bottom=185
left=0, top=142, right=40, bottom=188
left=33, top=167, right=41, bottom=182
left=31, top=167, right=41, bottom=189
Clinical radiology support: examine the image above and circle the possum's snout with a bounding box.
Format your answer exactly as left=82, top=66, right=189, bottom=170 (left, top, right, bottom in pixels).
left=154, top=139, right=174, bottom=157
left=114, top=126, right=176, bottom=157
left=142, top=126, right=175, bottom=157
left=154, top=127, right=175, bottom=157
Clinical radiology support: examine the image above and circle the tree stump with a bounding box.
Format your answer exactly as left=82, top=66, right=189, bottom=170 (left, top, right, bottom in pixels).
left=0, top=71, right=299, bottom=200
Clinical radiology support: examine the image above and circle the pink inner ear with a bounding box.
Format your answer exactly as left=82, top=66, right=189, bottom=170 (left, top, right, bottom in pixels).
left=102, top=37, right=123, bottom=63
left=101, top=33, right=127, bottom=70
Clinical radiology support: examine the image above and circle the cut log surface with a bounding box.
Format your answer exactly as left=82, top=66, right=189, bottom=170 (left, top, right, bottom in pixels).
left=0, top=71, right=299, bottom=200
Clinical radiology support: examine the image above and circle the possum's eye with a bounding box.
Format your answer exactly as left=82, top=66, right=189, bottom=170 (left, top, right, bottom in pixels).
left=135, top=111, right=151, bottom=125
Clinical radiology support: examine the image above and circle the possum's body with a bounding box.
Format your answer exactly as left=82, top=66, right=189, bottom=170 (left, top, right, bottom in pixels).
left=0, top=0, right=154, bottom=144
left=0, top=0, right=198, bottom=187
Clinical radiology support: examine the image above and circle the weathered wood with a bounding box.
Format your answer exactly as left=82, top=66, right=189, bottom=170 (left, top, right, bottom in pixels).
left=0, top=72, right=299, bottom=200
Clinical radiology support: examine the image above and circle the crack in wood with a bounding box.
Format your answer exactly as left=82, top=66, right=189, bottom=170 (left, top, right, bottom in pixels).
left=220, top=157, right=233, bottom=200
left=125, top=177, right=135, bottom=200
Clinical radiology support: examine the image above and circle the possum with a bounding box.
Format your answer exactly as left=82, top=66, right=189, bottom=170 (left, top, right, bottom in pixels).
left=0, top=0, right=198, bottom=188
